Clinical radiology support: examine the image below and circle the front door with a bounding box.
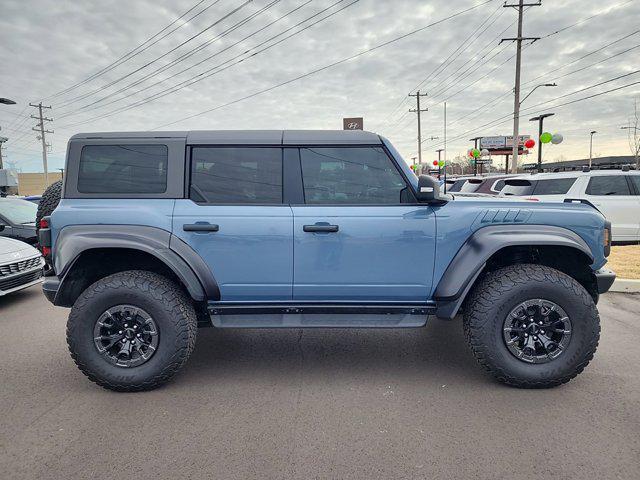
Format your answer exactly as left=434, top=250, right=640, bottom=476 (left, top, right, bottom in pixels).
left=292, top=146, right=436, bottom=302
left=173, top=146, right=293, bottom=301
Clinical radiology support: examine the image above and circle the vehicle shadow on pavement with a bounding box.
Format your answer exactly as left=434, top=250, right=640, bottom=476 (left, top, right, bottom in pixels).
left=180, top=318, right=489, bottom=386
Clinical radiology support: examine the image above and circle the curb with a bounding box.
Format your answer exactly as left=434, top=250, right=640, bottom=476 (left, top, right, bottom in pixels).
left=609, top=278, right=640, bottom=293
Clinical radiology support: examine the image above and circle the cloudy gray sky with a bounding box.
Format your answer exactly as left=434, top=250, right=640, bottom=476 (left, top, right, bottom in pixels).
left=1, top=0, right=639, bottom=172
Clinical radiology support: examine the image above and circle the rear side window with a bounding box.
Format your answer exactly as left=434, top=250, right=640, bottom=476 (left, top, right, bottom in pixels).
left=586, top=176, right=631, bottom=196
left=300, top=147, right=407, bottom=204
left=629, top=175, right=640, bottom=194
left=78, top=145, right=168, bottom=193
left=532, top=178, right=576, bottom=195
left=190, top=147, right=282, bottom=204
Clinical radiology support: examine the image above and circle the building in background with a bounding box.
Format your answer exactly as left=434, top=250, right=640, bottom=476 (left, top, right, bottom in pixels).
left=17, top=172, right=62, bottom=196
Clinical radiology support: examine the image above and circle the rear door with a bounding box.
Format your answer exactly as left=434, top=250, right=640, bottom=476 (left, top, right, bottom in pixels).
left=626, top=175, right=640, bottom=241
left=173, top=146, right=293, bottom=301
left=291, top=146, right=436, bottom=302
left=583, top=175, right=637, bottom=241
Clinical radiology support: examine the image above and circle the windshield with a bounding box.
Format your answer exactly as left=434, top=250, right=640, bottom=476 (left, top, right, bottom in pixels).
left=0, top=199, right=38, bottom=224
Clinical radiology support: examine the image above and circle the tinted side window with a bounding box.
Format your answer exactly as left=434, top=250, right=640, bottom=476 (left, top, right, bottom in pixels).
left=532, top=178, right=576, bottom=195
left=78, top=145, right=168, bottom=193
left=586, top=176, right=631, bottom=196
left=190, top=147, right=282, bottom=204
left=300, top=147, right=407, bottom=204
left=501, top=180, right=535, bottom=196
left=492, top=180, right=506, bottom=192
left=627, top=175, right=640, bottom=194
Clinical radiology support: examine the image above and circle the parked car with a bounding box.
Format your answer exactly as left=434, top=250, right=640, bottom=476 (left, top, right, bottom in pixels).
left=444, top=176, right=475, bottom=192
left=0, top=236, right=44, bottom=296
left=460, top=174, right=522, bottom=195
left=0, top=197, right=38, bottom=245
left=500, top=171, right=640, bottom=242
left=23, top=195, right=42, bottom=205
left=38, top=130, right=613, bottom=392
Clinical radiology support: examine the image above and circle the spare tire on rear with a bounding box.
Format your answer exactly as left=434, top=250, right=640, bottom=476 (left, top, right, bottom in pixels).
left=36, top=179, right=62, bottom=269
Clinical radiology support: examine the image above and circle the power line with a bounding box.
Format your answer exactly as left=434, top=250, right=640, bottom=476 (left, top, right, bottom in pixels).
left=57, top=0, right=365, bottom=128
left=422, top=72, right=640, bottom=150
left=147, top=0, right=494, bottom=129
left=60, top=0, right=290, bottom=115
left=57, top=0, right=315, bottom=119
left=56, top=0, right=253, bottom=109
left=44, top=0, right=218, bottom=100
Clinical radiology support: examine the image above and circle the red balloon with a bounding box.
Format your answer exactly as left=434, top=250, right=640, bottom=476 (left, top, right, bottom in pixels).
left=433, top=160, right=439, bottom=166
left=525, top=138, right=535, bottom=149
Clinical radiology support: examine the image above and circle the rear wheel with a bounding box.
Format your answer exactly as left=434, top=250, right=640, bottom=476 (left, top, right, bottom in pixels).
left=463, top=264, right=600, bottom=388
left=67, top=270, right=197, bottom=391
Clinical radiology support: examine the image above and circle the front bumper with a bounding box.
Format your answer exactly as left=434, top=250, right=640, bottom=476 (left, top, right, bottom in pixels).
left=0, top=266, right=44, bottom=296
left=594, top=268, right=616, bottom=294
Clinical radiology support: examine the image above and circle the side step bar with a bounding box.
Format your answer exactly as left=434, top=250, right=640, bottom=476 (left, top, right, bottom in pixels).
left=205, top=302, right=436, bottom=328
left=207, top=303, right=435, bottom=316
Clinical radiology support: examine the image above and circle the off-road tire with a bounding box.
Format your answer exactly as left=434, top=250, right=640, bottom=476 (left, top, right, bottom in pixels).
left=67, top=270, right=197, bottom=392
left=463, top=264, right=600, bottom=388
left=36, top=179, right=62, bottom=231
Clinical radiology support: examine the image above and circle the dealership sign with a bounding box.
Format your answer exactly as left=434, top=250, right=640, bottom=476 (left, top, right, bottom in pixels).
left=343, top=117, right=364, bottom=130
left=480, top=135, right=531, bottom=150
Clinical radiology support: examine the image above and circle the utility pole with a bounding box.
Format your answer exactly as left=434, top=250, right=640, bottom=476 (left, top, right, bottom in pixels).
left=469, top=137, right=482, bottom=176
left=502, top=0, right=541, bottom=173
left=436, top=148, right=444, bottom=178
left=30, top=102, right=53, bottom=188
left=589, top=131, right=597, bottom=168
left=409, top=91, right=428, bottom=167
left=529, top=113, right=554, bottom=172
left=443, top=102, right=447, bottom=192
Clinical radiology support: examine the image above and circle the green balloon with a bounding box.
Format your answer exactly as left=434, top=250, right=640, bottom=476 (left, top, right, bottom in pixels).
left=472, top=148, right=481, bottom=158
left=438, top=160, right=445, bottom=167
left=540, top=132, right=552, bottom=144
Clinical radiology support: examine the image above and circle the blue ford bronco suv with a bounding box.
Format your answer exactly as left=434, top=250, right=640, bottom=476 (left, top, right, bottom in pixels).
left=38, top=130, right=615, bottom=391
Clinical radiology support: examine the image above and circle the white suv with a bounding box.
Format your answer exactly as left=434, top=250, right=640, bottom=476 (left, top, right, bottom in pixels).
left=500, top=170, right=640, bottom=242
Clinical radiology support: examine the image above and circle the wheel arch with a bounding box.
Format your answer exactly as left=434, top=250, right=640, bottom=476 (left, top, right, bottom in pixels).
left=51, top=225, right=219, bottom=307
left=434, top=225, right=596, bottom=319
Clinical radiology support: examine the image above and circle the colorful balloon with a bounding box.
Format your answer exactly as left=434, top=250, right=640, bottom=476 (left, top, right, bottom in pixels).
left=433, top=160, right=439, bottom=166
left=438, top=160, right=445, bottom=167
left=472, top=148, right=481, bottom=158
left=481, top=149, right=489, bottom=157
left=540, top=132, right=552, bottom=144
left=551, top=133, right=563, bottom=145
left=524, top=138, right=535, bottom=149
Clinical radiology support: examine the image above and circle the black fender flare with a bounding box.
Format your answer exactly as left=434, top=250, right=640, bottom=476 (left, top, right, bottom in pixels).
left=53, top=225, right=219, bottom=303
left=434, top=225, right=593, bottom=319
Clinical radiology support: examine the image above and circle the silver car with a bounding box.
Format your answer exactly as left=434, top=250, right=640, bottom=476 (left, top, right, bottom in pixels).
left=0, top=236, right=44, bottom=296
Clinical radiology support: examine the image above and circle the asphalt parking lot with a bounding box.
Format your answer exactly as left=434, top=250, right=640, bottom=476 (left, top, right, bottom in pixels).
left=1, top=286, right=639, bottom=480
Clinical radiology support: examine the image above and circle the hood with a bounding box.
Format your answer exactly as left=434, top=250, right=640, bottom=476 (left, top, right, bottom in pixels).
left=0, top=236, right=41, bottom=264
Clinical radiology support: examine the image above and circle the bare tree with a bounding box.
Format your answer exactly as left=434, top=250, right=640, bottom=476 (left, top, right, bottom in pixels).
left=627, top=97, right=640, bottom=170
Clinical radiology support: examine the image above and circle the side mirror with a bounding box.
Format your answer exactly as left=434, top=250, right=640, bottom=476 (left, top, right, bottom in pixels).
left=416, top=175, right=449, bottom=205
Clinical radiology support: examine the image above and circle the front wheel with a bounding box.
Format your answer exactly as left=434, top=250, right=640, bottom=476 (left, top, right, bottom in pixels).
left=463, top=264, right=600, bottom=388
left=67, top=271, right=197, bottom=391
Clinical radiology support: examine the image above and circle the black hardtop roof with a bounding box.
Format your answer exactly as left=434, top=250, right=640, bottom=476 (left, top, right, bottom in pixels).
left=70, top=130, right=383, bottom=145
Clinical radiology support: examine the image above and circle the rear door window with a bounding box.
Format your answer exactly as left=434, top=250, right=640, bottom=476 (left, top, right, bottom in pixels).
left=78, top=145, right=168, bottom=193
left=190, top=147, right=282, bottom=204
left=531, top=178, right=576, bottom=195
left=586, top=176, right=631, bottom=196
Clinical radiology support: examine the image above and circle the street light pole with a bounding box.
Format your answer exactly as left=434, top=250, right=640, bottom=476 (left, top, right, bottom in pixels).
left=529, top=113, right=554, bottom=172
left=0, top=97, right=17, bottom=169
left=589, top=130, right=597, bottom=168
